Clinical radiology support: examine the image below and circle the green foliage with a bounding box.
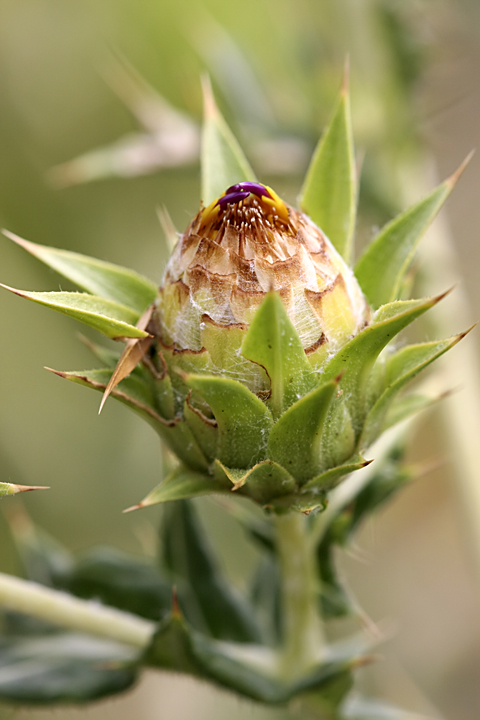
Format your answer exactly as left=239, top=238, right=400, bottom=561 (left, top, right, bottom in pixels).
left=241, top=292, right=318, bottom=418
left=201, top=78, right=256, bottom=204
left=355, top=170, right=459, bottom=309
left=160, top=500, right=261, bottom=642
left=3, top=231, right=157, bottom=314
left=0, top=287, right=148, bottom=339
left=0, top=634, right=138, bottom=704
left=299, top=72, right=356, bottom=262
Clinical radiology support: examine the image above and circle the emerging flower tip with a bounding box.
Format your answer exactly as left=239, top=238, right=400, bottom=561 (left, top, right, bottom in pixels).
left=158, top=182, right=369, bottom=370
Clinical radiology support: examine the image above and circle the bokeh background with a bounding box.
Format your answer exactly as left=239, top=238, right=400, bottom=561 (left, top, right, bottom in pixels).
left=0, top=1, right=480, bottom=718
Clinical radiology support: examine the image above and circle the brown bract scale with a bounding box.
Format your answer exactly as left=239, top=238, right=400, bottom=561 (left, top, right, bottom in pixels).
left=156, top=188, right=369, bottom=378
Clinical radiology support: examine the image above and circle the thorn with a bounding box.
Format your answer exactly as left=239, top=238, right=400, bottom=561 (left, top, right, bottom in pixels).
left=11, top=484, right=50, bottom=494
left=447, top=149, right=475, bottom=188
left=361, top=459, right=374, bottom=469
left=2, top=229, right=36, bottom=252
left=432, top=287, right=455, bottom=304
left=44, top=366, right=67, bottom=378
left=455, top=323, right=477, bottom=342
left=351, top=654, right=377, bottom=669
left=156, top=206, right=178, bottom=254
left=122, top=502, right=144, bottom=514
left=341, top=55, right=350, bottom=95
left=171, top=586, right=181, bottom=618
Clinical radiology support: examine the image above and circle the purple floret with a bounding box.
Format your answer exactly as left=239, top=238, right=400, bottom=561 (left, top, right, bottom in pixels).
left=217, top=190, right=250, bottom=207
left=225, top=182, right=271, bottom=197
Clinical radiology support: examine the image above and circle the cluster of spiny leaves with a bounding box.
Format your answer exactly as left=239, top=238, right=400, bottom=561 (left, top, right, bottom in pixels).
left=2, top=80, right=467, bottom=515
left=0, top=77, right=468, bottom=717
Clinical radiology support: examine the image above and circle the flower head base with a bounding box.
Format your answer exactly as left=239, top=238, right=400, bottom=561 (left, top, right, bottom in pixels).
left=158, top=181, right=369, bottom=387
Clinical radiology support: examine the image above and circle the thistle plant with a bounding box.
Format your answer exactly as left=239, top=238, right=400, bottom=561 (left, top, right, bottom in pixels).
left=0, top=76, right=470, bottom=718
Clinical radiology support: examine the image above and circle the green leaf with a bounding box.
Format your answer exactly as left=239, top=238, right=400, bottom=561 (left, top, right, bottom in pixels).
left=51, top=368, right=208, bottom=471
left=314, top=443, right=412, bottom=621
left=184, top=374, right=274, bottom=468
left=241, top=292, right=317, bottom=419
left=1, top=286, right=148, bottom=339
left=129, top=465, right=225, bottom=510
left=201, top=76, right=256, bottom=205
left=8, top=521, right=72, bottom=589
left=183, top=398, right=218, bottom=462
left=384, top=392, right=443, bottom=430
left=145, top=612, right=360, bottom=704
left=250, top=555, right=282, bottom=645
left=299, top=71, right=356, bottom=261
left=160, top=500, right=261, bottom=643
left=0, top=633, right=137, bottom=703
left=345, top=447, right=412, bottom=538
left=50, top=367, right=165, bottom=428
left=317, top=537, right=354, bottom=619
left=321, top=295, right=444, bottom=437
left=213, top=459, right=297, bottom=505
left=267, top=380, right=337, bottom=483
left=4, top=231, right=158, bottom=314
left=361, top=333, right=466, bottom=447
left=319, top=398, right=356, bottom=470
left=303, top=454, right=371, bottom=492
left=354, top=159, right=469, bottom=309
left=61, top=548, right=172, bottom=622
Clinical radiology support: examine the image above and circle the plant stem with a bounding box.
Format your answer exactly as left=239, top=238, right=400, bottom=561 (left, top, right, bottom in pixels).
left=274, top=511, right=325, bottom=678
left=0, top=572, right=154, bottom=648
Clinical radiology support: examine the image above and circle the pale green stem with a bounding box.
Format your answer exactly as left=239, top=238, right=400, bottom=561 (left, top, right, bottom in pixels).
left=0, top=572, right=154, bottom=648
left=274, top=511, right=325, bottom=678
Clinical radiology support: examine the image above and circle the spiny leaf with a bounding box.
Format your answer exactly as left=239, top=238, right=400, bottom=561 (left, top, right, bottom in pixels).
left=355, top=155, right=471, bottom=309
left=183, top=397, right=218, bottom=462
left=1, top=286, right=148, bottom=339
left=145, top=612, right=363, bottom=704
left=384, top=392, right=446, bottom=431
left=267, top=380, right=338, bottom=483
left=48, top=368, right=207, bottom=471
left=321, top=294, right=447, bottom=436
left=62, top=547, right=172, bottom=622
left=299, top=66, right=356, bottom=262
left=241, top=292, right=317, bottom=419
left=303, top=455, right=372, bottom=492
left=201, top=76, right=256, bottom=205
left=3, top=230, right=158, bottom=314
left=48, top=367, right=165, bottom=428
left=0, top=633, right=137, bottom=703
left=126, top=466, right=225, bottom=511
left=160, top=500, right=261, bottom=642
left=213, top=459, right=297, bottom=505
left=361, top=331, right=469, bottom=447
left=184, top=374, right=274, bottom=468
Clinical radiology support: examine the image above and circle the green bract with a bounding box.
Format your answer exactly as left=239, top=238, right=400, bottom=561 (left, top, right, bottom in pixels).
left=2, top=83, right=467, bottom=517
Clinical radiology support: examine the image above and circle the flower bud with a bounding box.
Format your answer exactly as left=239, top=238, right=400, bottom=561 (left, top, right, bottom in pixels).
left=157, top=182, right=369, bottom=390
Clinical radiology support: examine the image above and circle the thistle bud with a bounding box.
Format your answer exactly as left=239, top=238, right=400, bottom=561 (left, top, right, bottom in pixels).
left=157, top=182, right=369, bottom=393
left=3, top=87, right=465, bottom=515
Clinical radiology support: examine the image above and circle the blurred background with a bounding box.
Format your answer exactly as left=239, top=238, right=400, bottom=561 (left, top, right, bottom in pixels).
left=0, top=0, right=479, bottom=718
